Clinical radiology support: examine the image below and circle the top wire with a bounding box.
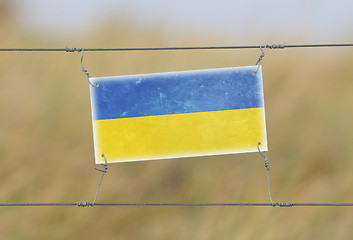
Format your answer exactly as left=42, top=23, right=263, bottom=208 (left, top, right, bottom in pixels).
left=0, top=43, right=353, bottom=52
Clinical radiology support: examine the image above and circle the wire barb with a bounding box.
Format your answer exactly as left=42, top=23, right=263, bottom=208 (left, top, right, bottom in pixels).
left=257, top=142, right=274, bottom=206
left=80, top=49, right=99, bottom=87
left=92, top=154, right=108, bottom=206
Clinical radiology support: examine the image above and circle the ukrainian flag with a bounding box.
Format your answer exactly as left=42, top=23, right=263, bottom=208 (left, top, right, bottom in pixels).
left=90, top=65, right=267, bottom=164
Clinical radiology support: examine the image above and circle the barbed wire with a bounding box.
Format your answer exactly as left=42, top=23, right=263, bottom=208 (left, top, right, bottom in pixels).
left=0, top=43, right=352, bottom=52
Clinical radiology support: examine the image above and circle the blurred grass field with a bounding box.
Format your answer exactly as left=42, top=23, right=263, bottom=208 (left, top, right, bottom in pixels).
left=1, top=5, right=353, bottom=240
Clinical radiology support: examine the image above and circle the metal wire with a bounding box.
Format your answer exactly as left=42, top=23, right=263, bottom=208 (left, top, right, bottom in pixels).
left=253, top=46, right=267, bottom=75
left=0, top=203, right=78, bottom=206
left=80, top=49, right=99, bottom=87
left=257, top=142, right=273, bottom=205
left=0, top=202, right=353, bottom=207
left=0, top=43, right=353, bottom=52
left=92, top=154, right=108, bottom=206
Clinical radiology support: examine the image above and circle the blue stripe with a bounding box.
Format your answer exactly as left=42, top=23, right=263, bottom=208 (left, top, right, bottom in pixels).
left=90, top=66, right=264, bottom=120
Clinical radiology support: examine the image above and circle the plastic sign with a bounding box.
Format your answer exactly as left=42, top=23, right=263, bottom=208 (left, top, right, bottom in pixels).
left=90, top=66, right=267, bottom=164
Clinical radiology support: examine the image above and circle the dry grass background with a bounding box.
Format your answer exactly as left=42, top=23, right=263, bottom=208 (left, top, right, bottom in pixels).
left=1, top=4, right=353, bottom=239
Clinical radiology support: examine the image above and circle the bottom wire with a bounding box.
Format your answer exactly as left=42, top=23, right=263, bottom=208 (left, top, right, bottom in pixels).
left=1, top=202, right=353, bottom=207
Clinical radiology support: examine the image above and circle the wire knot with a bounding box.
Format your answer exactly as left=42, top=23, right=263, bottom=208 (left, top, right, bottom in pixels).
left=253, top=46, right=267, bottom=75
left=65, top=47, right=82, bottom=52
left=80, top=49, right=99, bottom=87
left=273, top=202, right=293, bottom=207
left=95, top=154, right=108, bottom=173
left=264, top=159, right=269, bottom=169
left=255, top=47, right=266, bottom=66
left=257, top=142, right=270, bottom=171
left=267, top=43, right=286, bottom=49
left=257, top=142, right=273, bottom=205
left=253, top=43, right=286, bottom=75
left=76, top=202, right=93, bottom=207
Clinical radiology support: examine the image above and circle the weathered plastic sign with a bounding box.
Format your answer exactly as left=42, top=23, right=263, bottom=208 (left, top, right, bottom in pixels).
left=90, top=65, right=267, bottom=164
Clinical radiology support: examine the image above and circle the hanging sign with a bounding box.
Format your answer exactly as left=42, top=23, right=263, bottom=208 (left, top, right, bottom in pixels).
left=90, top=65, right=267, bottom=164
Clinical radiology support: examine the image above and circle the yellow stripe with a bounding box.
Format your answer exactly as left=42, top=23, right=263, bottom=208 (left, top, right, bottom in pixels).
left=93, top=108, right=267, bottom=163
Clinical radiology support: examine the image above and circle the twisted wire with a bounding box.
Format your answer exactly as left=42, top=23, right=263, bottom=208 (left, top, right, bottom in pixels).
left=1, top=43, right=353, bottom=52
left=257, top=142, right=273, bottom=205
left=0, top=202, right=353, bottom=207
left=80, top=49, right=98, bottom=87
left=92, top=154, right=108, bottom=206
